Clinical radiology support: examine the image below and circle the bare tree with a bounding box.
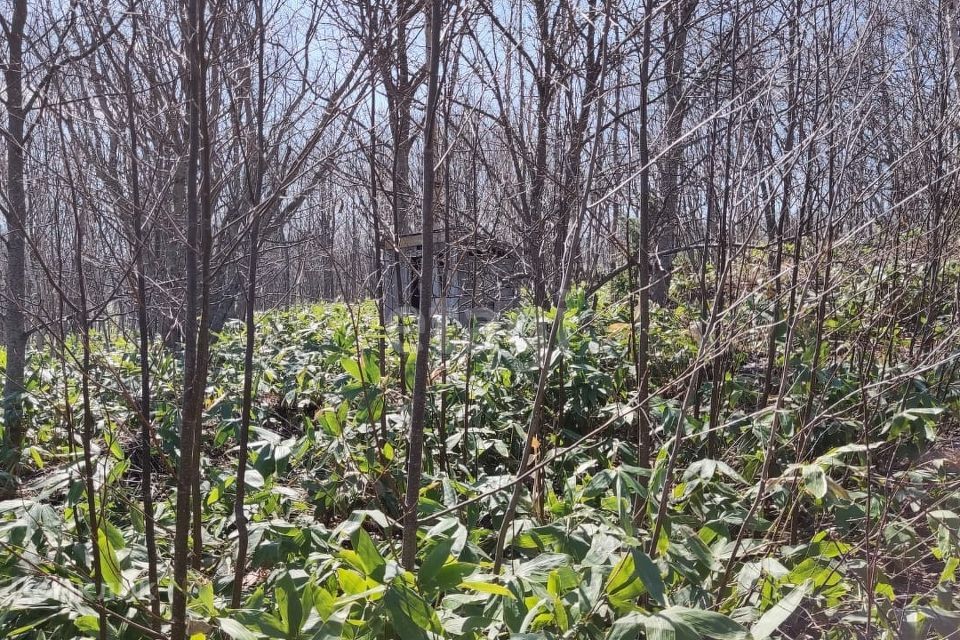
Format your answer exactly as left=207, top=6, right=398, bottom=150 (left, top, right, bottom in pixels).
left=401, top=0, right=443, bottom=570
left=231, top=0, right=267, bottom=609
left=171, top=0, right=214, bottom=635
left=0, top=0, right=28, bottom=486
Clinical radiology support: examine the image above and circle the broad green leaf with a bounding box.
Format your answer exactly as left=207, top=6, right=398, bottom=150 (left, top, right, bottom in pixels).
left=351, top=528, right=386, bottom=581
left=384, top=583, right=442, bottom=640
left=605, top=549, right=666, bottom=607
left=74, top=615, right=100, bottom=634
left=606, top=553, right=642, bottom=603
left=751, top=584, right=808, bottom=639
left=321, top=409, right=342, bottom=436
left=513, top=552, right=571, bottom=579
left=633, top=549, right=667, bottom=606
left=244, top=469, right=265, bottom=489
left=644, top=614, right=680, bottom=640
left=418, top=536, right=454, bottom=590
left=547, top=569, right=562, bottom=597
left=363, top=352, right=382, bottom=384
left=196, top=582, right=216, bottom=616
left=340, top=357, right=363, bottom=381
left=940, top=556, right=959, bottom=583
left=553, top=592, right=569, bottom=631
left=606, top=613, right=648, bottom=640
left=660, top=607, right=748, bottom=640
left=28, top=447, right=43, bottom=470
left=432, top=562, right=477, bottom=591
left=337, top=568, right=367, bottom=595
left=276, top=572, right=303, bottom=636
left=459, top=580, right=515, bottom=598
left=874, top=581, right=895, bottom=601
left=801, top=465, right=827, bottom=500
left=97, top=528, right=123, bottom=595
left=314, top=587, right=336, bottom=621
left=218, top=618, right=259, bottom=640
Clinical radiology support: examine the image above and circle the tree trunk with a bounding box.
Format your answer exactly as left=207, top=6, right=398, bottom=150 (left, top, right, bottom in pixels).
left=1, top=0, right=29, bottom=485
left=635, top=0, right=655, bottom=473
left=171, top=0, right=210, bottom=634
left=401, top=0, right=442, bottom=570
left=232, top=0, right=267, bottom=607
left=124, top=4, right=161, bottom=618
left=651, top=0, right=697, bottom=306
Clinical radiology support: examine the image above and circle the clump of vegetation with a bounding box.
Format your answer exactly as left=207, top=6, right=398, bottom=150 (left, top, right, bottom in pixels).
left=1, top=257, right=958, bottom=638
left=2, top=2, right=959, bottom=637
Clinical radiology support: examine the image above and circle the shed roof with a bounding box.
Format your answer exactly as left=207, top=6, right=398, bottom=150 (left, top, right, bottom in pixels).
left=386, top=227, right=517, bottom=258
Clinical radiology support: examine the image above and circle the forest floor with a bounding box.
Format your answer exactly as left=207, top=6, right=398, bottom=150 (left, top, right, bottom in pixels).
left=1, top=274, right=960, bottom=639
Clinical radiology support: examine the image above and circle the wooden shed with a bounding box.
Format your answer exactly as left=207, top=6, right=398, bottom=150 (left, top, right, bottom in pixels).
left=383, top=228, right=520, bottom=324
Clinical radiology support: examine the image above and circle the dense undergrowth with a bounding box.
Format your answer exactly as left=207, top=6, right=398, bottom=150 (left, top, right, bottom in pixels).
left=1, top=266, right=960, bottom=639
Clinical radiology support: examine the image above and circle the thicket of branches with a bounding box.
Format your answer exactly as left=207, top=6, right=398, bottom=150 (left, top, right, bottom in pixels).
left=2, top=0, right=960, bottom=638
